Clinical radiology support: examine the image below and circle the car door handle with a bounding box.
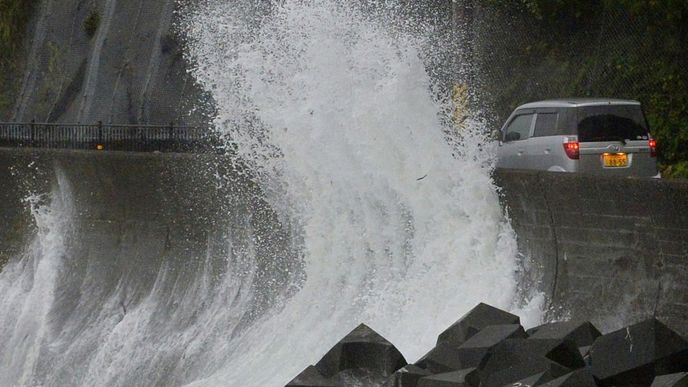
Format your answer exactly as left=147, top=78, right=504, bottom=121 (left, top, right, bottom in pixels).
left=517, top=149, right=524, bottom=156
left=544, top=148, right=551, bottom=154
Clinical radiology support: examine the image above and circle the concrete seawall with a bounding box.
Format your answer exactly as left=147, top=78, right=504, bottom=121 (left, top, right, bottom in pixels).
left=0, top=148, right=301, bottom=320
left=495, top=169, right=688, bottom=334
left=0, top=148, right=241, bottom=268
left=1, top=149, right=686, bottom=335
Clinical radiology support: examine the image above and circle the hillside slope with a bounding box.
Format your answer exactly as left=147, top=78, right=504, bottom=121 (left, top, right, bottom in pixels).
left=1, top=0, right=211, bottom=125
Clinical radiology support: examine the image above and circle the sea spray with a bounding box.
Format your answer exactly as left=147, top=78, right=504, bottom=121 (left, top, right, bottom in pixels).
left=0, top=168, right=73, bottom=386
left=0, top=2, right=543, bottom=386
left=185, top=1, right=542, bottom=385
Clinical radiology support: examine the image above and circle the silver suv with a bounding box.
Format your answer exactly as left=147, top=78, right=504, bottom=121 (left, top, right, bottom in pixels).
left=496, top=99, right=659, bottom=177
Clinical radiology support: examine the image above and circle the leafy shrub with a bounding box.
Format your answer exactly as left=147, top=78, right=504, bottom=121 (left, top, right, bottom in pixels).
left=0, top=0, right=37, bottom=116
left=661, top=161, right=688, bottom=180
left=0, top=0, right=36, bottom=67
left=84, top=10, right=101, bottom=38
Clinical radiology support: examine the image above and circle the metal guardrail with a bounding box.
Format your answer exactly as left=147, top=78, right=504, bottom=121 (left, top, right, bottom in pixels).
left=0, top=122, right=222, bottom=153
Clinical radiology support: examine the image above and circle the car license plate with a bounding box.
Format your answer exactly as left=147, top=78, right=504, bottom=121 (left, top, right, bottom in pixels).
left=603, top=153, right=628, bottom=168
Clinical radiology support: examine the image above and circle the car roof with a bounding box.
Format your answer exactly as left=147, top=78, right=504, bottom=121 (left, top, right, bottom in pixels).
left=516, top=98, right=641, bottom=110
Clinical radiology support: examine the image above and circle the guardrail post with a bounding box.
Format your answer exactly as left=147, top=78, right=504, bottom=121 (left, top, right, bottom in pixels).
left=168, top=121, right=174, bottom=152
left=30, top=119, right=35, bottom=146
left=97, top=120, right=103, bottom=147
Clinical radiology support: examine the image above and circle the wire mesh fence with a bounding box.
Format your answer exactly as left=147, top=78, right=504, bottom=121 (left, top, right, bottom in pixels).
left=0, top=122, right=222, bottom=153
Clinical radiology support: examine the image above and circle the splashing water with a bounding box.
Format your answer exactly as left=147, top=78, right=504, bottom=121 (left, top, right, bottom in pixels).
left=0, top=169, right=74, bottom=387
left=0, top=2, right=543, bottom=386
left=186, top=0, right=543, bottom=385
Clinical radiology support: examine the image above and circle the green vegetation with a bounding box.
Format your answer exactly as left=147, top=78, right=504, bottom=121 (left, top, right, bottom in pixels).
left=0, top=0, right=37, bottom=116
left=478, top=0, right=688, bottom=178
left=0, top=0, right=35, bottom=64
left=83, top=10, right=101, bottom=38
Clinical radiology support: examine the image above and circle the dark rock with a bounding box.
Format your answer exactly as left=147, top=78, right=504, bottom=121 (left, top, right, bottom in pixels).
left=286, top=365, right=337, bottom=387
left=456, top=325, right=528, bottom=367
left=437, top=304, right=521, bottom=347
left=477, top=347, right=571, bottom=387
left=578, top=345, right=592, bottom=360
left=480, top=359, right=570, bottom=387
left=330, top=368, right=387, bottom=386
left=537, top=368, right=597, bottom=387
left=652, top=372, right=688, bottom=386
left=383, top=365, right=433, bottom=387
left=417, top=368, right=480, bottom=387
left=590, top=319, right=688, bottom=387
left=314, top=323, right=407, bottom=379
left=500, top=371, right=554, bottom=386
left=528, top=321, right=602, bottom=348
left=488, top=338, right=585, bottom=370
left=415, top=344, right=468, bottom=374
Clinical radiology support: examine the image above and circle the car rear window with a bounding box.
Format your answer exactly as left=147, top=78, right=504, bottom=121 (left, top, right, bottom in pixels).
left=577, top=105, right=649, bottom=142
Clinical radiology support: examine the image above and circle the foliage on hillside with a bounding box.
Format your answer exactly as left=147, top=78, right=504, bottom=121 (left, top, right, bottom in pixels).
left=0, top=0, right=35, bottom=61
left=84, top=10, right=101, bottom=38
left=0, top=0, right=37, bottom=116
left=477, top=0, right=688, bottom=178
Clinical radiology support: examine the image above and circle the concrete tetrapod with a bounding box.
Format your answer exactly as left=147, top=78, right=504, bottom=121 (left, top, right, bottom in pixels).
left=455, top=324, right=528, bottom=368
left=383, top=365, right=433, bottom=387
left=536, top=368, right=597, bottom=387
left=416, top=368, right=480, bottom=387
left=476, top=350, right=571, bottom=387
left=415, top=344, right=470, bottom=374
left=286, top=366, right=338, bottom=387
left=527, top=321, right=602, bottom=348
left=437, top=303, right=521, bottom=347
left=651, top=372, right=688, bottom=387
left=500, top=371, right=555, bottom=386
left=287, top=323, right=407, bottom=387
left=490, top=338, right=586, bottom=370
left=590, top=319, right=688, bottom=386
left=285, top=304, right=688, bottom=387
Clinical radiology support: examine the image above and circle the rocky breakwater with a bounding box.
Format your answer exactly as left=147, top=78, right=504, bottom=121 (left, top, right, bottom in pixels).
left=286, top=304, right=688, bottom=387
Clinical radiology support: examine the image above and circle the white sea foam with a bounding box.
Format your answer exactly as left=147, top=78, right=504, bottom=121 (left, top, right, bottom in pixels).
left=0, top=169, right=73, bottom=387
left=185, top=1, right=543, bottom=385
left=0, top=2, right=543, bottom=386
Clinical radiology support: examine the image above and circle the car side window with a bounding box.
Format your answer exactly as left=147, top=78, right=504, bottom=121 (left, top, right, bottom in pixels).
left=533, top=112, right=560, bottom=137
left=504, top=114, right=534, bottom=142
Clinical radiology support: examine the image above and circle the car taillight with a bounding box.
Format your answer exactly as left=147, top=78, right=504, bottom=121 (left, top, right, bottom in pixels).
left=649, top=139, right=657, bottom=157
left=563, top=141, right=580, bottom=160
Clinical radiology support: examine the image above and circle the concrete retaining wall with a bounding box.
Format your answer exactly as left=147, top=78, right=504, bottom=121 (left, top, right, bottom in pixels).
left=1, top=149, right=686, bottom=335
left=0, top=148, right=239, bottom=273
left=495, top=169, right=688, bottom=334
left=0, top=148, right=301, bottom=316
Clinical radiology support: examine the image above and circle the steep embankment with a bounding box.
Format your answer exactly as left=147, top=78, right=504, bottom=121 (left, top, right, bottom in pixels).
left=3, top=0, right=209, bottom=125
left=496, top=169, right=688, bottom=334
